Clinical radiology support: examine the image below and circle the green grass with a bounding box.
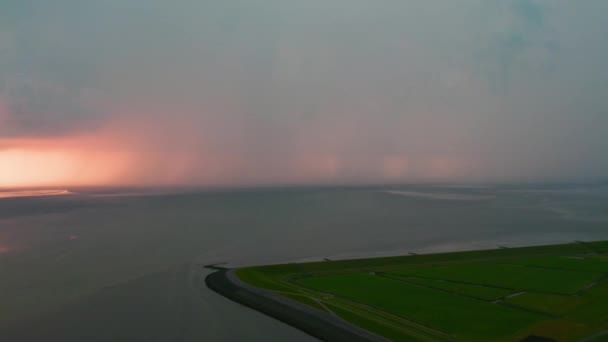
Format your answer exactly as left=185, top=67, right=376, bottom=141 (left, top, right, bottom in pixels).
left=505, top=293, right=586, bottom=316
left=508, top=256, right=608, bottom=273
left=566, top=281, right=608, bottom=325
left=382, top=274, right=512, bottom=300
left=389, top=263, right=601, bottom=294
left=236, top=241, right=608, bottom=342
left=587, top=334, right=608, bottom=342
left=236, top=267, right=298, bottom=293
left=298, top=273, right=541, bottom=341
left=583, top=241, right=608, bottom=254
left=324, top=303, right=424, bottom=342
left=239, top=242, right=592, bottom=281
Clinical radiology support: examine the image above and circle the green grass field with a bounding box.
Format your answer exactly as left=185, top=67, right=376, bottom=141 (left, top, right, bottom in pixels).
left=236, top=241, right=608, bottom=341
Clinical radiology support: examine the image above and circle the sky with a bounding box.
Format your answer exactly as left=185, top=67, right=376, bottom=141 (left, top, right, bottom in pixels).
left=0, top=0, right=607, bottom=187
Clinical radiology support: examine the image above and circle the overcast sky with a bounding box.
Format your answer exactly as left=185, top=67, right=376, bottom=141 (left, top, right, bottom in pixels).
left=1, top=0, right=607, bottom=186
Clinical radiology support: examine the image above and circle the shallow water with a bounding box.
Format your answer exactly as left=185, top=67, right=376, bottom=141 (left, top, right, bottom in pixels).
left=0, top=184, right=607, bottom=341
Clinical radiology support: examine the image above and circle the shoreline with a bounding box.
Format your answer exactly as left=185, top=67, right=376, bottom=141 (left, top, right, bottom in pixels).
left=206, top=241, right=608, bottom=341
left=205, top=269, right=388, bottom=342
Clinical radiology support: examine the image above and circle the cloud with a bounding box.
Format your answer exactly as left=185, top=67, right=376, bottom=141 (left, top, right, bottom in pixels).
left=0, top=1, right=607, bottom=186
left=473, top=0, right=559, bottom=90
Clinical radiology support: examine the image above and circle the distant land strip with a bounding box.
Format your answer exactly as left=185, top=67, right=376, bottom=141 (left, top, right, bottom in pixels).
left=0, top=189, right=73, bottom=199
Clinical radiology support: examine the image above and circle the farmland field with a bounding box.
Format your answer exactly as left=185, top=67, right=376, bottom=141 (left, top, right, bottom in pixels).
left=236, top=241, right=608, bottom=341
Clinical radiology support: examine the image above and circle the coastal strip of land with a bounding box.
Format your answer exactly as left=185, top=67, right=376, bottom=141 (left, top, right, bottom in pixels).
left=207, top=241, right=608, bottom=341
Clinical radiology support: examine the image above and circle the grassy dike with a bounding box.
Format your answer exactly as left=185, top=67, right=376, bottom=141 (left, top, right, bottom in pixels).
left=208, top=241, right=608, bottom=341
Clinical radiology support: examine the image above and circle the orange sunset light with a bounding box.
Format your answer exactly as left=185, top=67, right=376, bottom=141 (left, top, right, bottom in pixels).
left=0, top=138, right=129, bottom=188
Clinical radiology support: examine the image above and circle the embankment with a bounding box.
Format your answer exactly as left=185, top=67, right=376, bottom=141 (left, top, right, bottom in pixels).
left=205, top=269, right=387, bottom=342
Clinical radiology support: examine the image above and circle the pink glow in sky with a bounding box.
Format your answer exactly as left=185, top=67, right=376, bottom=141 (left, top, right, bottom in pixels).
left=0, top=135, right=130, bottom=187
left=0, top=110, right=476, bottom=187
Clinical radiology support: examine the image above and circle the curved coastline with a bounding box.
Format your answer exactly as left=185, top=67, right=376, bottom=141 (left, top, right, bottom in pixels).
left=205, top=269, right=388, bottom=342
